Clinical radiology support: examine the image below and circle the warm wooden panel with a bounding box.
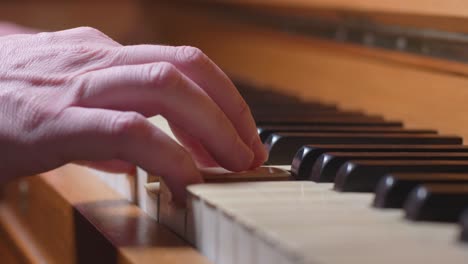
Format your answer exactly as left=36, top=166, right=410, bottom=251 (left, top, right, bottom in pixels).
left=0, top=1, right=155, bottom=44
left=189, top=0, right=468, bottom=19
left=0, top=227, right=25, bottom=264
left=149, top=4, right=468, bottom=142
left=0, top=165, right=211, bottom=264
left=163, top=1, right=468, bottom=34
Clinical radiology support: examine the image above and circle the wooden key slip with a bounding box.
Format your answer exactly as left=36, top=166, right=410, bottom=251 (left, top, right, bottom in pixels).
left=156, top=166, right=291, bottom=243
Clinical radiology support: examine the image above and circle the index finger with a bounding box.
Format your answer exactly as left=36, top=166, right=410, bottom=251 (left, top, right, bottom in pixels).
left=114, top=45, right=267, bottom=167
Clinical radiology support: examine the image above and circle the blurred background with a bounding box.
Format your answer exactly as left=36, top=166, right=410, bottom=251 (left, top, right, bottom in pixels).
left=1, top=0, right=181, bottom=44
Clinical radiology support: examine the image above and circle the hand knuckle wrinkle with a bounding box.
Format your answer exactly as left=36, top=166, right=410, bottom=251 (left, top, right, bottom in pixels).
left=176, top=46, right=208, bottom=67
left=112, top=113, right=146, bottom=139
left=76, top=26, right=104, bottom=36
left=150, top=63, right=180, bottom=88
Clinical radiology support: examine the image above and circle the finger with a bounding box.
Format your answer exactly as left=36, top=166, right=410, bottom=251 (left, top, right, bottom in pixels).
left=47, top=107, right=202, bottom=203
left=169, top=122, right=219, bottom=168
left=75, top=160, right=136, bottom=174
left=74, top=62, right=254, bottom=171
left=113, top=45, right=267, bottom=166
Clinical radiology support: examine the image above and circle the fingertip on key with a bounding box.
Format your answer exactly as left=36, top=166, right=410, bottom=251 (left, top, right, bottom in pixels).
left=250, top=138, right=268, bottom=169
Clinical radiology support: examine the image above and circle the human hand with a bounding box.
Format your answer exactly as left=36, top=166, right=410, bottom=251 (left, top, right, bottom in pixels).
left=0, top=27, right=267, bottom=202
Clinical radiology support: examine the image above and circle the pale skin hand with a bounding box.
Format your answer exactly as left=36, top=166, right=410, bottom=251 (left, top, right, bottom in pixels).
left=0, top=26, right=267, bottom=203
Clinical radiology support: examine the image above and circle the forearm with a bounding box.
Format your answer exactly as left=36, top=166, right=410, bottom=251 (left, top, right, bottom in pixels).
left=0, top=22, right=39, bottom=36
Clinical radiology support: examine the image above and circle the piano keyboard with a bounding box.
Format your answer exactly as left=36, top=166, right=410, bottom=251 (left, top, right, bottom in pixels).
left=96, top=81, right=468, bottom=263
left=187, top=181, right=468, bottom=264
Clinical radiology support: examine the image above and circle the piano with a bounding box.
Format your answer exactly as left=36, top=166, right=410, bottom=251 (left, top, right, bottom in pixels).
left=2, top=0, right=468, bottom=263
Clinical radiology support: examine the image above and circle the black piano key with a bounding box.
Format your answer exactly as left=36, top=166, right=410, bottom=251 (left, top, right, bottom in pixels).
left=460, top=210, right=468, bottom=242
left=374, top=173, right=468, bottom=208
left=236, top=86, right=339, bottom=111
left=254, top=114, right=386, bottom=124
left=236, top=88, right=305, bottom=104
left=246, top=95, right=338, bottom=111
left=311, top=152, right=468, bottom=182
left=253, top=108, right=369, bottom=117
left=404, top=184, right=468, bottom=222
left=250, top=103, right=339, bottom=114
left=257, top=117, right=403, bottom=127
left=334, top=160, right=468, bottom=192
left=235, top=82, right=298, bottom=102
left=266, top=133, right=462, bottom=164
left=291, top=145, right=468, bottom=180
left=253, top=111, right=347, bottom=122
left=258, top=126, right=437, bottom=142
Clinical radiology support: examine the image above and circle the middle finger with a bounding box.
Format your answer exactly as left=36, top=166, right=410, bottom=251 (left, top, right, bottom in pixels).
left=73, top=62, right=254, bottom=172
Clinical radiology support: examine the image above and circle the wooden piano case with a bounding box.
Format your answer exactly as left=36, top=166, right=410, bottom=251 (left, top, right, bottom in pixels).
left=2, top=0, right=468, bottom=263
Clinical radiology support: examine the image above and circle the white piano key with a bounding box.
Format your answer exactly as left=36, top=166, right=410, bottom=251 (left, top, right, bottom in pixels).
left=257, top=238, right=280, bottom=264
left=160, top=166, right=290, bottom=243
left=188, top=181, right=468, bottom=264
left=136, top=167, right=148, bottom=206
left=136, top=167, right=160, bottom=221
left=186, top=194, right=200, bottom=245
left=217, top=211, right=235, bottom=264
left=234, top=222, right=256, bottom=264
left=158, top=179, right=186, bottom=238
left=200, top=199, right=218, bottom=263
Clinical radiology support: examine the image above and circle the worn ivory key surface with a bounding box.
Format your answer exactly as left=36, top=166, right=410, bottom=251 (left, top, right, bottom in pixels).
left=157, top=166, right=291, bottom=241
left=187, top=182, right=468, bottom=264
left=133, top=116, right=292, bottom=223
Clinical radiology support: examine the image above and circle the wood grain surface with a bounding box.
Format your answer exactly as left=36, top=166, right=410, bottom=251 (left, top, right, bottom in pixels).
left=0, top=165, right=211, bottom=264
left=182, top=0, right=468, bottom=19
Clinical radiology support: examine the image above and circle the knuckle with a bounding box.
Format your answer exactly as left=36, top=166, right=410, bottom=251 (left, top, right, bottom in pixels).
left=67, top=27, right=118, bottom=46
left=149, top=62, right=181, bottom=88
left=24, top=107, right=51, bottom=134
left=74, top=26, right=105, bottom=36
left=69, top=44, right=110, bottom=60
left=70, top=44, right=93, bottom=54
left=68, top=76, right=90, bottom=105
left=176, top=46, right=209, bottom=67
left=35, top=31, right=60, bottom=44
left=111, top=112, right=149, bottom=140
left=63, top=45, right=112, bottom=73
